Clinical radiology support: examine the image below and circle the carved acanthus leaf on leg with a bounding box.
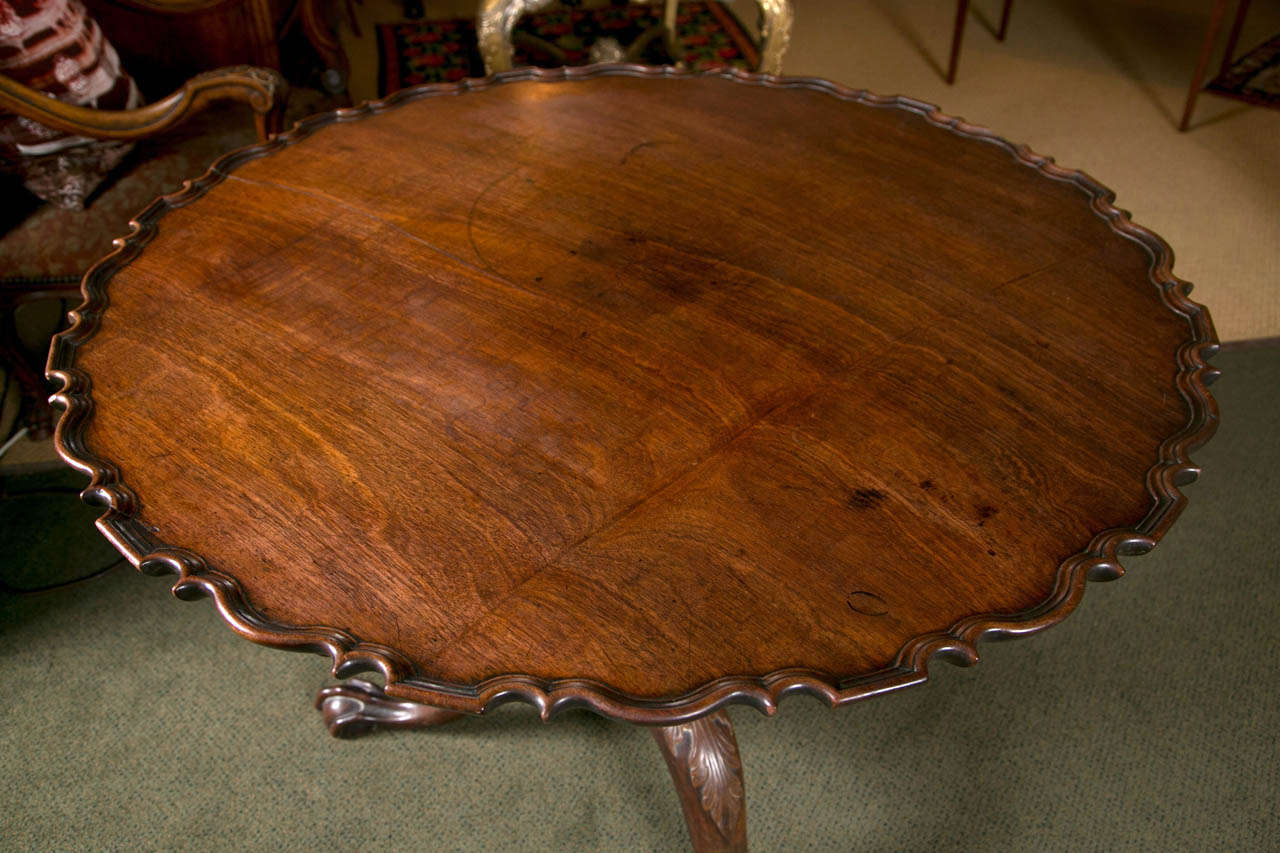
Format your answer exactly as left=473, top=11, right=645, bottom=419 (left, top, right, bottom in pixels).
left=652, top=709, right=747, bottom=852
left=679, top=714, right=745, bottom=836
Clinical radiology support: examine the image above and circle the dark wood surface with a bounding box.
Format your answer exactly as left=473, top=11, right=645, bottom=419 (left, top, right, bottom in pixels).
left=49, top=66, right=1219, bottom=724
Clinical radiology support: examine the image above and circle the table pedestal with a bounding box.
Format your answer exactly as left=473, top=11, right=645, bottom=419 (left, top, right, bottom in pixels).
left=315, top=681, right=748, bottom=852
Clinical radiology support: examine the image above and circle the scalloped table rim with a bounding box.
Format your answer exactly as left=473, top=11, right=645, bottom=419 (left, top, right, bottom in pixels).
left=47, top=64, right=1221, bottom=728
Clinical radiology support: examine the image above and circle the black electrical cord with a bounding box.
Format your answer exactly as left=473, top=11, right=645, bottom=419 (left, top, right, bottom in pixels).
left=0, top=555, right=127, bottom=595
left=0, top=476, right=123, bottom=594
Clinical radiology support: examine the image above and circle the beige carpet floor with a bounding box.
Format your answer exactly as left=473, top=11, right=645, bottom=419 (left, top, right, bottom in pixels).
left=345, top=0, right=1280, bottom=342
left=2, top=345, right=1277, bottom=850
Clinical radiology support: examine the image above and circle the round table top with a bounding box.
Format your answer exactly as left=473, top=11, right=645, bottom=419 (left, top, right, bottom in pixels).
left=50, top=66, right=1219, bottom=724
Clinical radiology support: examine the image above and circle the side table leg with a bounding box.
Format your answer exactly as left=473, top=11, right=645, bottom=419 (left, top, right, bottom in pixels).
left=315, top=678, right=463, bottom=738
left=651, top=710, right=748, bottom=853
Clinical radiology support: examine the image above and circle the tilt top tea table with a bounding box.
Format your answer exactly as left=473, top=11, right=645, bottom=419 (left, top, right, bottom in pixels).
left=48, top=65, right=1219, bottom=851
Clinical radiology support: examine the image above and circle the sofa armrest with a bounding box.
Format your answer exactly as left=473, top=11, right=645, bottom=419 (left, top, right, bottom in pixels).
left=0, top=65, right=289, bottom=144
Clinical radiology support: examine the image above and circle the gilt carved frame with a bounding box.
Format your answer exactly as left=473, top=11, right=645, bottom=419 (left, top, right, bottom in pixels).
left=476, top=0, right=794, bottom=76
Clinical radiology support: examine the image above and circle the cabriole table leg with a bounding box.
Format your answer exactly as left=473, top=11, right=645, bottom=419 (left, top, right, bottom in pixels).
left=315, top=678, right=464, bottom=738
left=652, top=710, right=748, bottom=853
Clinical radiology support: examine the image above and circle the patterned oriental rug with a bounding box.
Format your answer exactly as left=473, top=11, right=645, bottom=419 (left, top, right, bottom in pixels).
left=377, top=1, right=758, bottom=95
left=1206, top=33, right=1280, bottom=108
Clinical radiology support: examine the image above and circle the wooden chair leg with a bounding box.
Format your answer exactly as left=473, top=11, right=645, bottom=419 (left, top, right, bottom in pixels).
left=948, top=0, right=970, bottom=84
left=997, top=0, right=1014, bottom=41
left=1218, top=0, right=1253, bottom=76
left=1179, top=0, right=1231, bottom=131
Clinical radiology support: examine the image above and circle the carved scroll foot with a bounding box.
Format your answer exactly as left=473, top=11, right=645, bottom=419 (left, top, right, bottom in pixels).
left=315, top=678, right=463, bottom=738
left=652, top=710, right=747, bottom=852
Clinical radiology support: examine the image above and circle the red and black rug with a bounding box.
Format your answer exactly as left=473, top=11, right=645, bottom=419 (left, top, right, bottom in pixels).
left=377, top=1, right=759, bottom=95
left=1206, top=33, right=1280, bottom=108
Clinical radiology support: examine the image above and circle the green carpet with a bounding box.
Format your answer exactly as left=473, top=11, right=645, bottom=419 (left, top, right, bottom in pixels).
left=2, top=347, right=1276, bottom=850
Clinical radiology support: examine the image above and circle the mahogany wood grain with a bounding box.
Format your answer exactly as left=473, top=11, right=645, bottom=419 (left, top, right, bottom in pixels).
left=49, top=65, right=1218, bottom=725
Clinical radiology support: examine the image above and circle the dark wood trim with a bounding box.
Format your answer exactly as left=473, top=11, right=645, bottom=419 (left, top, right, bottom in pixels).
left=705, top=0, right=760, bottom=70
left=46, top=63, right=1220, bottom=726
